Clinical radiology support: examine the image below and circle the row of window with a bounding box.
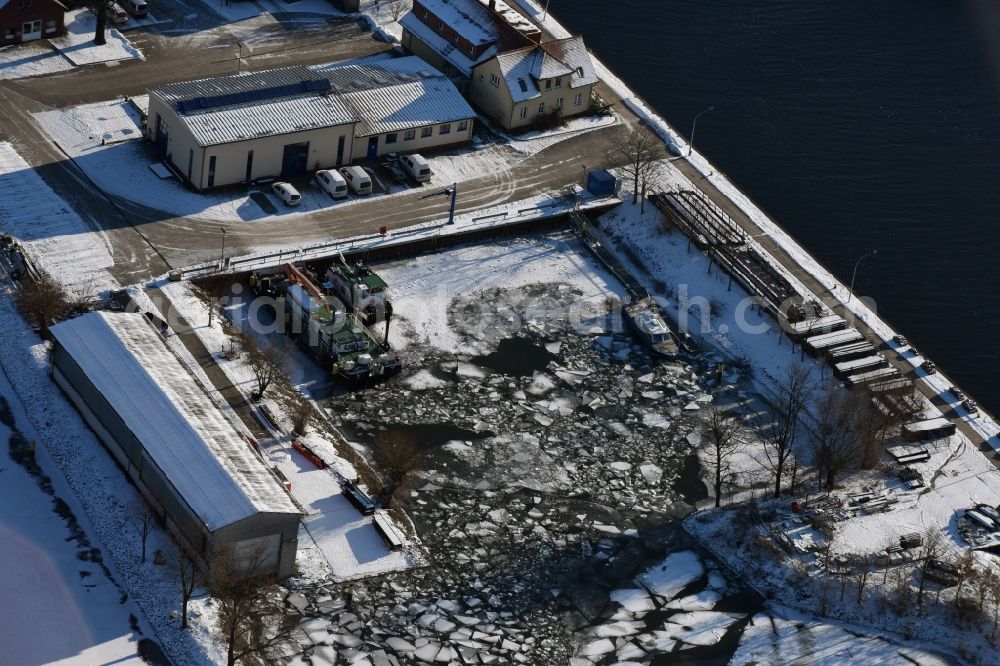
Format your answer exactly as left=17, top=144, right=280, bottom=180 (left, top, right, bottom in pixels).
left=384, top=120, right=469, bottom=145
left=517, top=94, right=584, bottom=119
left=420, top=7, right=478, bottom=57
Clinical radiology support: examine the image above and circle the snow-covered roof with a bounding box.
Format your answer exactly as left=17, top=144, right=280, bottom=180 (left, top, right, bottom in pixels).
left=325, top=57, right=475, bottom=136
left=414, top=0, right=499, bottom=45
left=399, top=12, right=495, bottom=76
left=151, top=67, right=357, bottom=147
left=50, top=312, right=299, bottom=531
left=494, top=36, right=598, bottom=103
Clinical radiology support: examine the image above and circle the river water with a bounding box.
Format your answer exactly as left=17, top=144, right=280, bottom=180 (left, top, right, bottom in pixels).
left=555, top=0, right=1000, bottom=413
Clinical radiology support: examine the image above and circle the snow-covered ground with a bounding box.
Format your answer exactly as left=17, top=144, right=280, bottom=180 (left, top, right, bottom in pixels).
left=271, top=441, right=415, bottom=580
left=0, top=296, right=220, bottom=664
left=0, top=367, right=148, bottom=665
left=732, top=602, right=955, bottom=666
left=0, top=142, right=119, bottom=297
left=0, top=41, right=75, bottom=80
left=50, top=9, right=144, bottom=66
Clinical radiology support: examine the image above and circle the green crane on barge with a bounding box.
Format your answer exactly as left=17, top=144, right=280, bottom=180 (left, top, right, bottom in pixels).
left=280, top=262, right=401, bottom=385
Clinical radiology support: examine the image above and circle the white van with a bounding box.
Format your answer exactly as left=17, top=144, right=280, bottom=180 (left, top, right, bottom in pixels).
left=125, top=0, right=148, bottom=17
left=314, top=169, right=348, bottom=199
left=339, top=165, right=372, bottom=195
left=271, top=181, right=301, bottom=206
left=400, top=153, right=432, bottom=182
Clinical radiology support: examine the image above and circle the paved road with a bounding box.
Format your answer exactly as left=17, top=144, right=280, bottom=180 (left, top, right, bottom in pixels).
left=0, top=8, right=629, bottom=281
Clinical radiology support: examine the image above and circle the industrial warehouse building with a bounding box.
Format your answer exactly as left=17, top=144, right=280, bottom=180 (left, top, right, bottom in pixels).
left=146, top=57, right=475, bottom=190
left=50, top=312, right=301, bottom=579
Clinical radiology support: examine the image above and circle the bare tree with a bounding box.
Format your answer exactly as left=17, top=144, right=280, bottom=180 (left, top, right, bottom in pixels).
left=702, top=405, right=746, bottom=508
left=16, top=273, right=73, bottom=338
left=196, top=274, right=236, bottom=328
left=386, top=0, right=409, bottom=21
left=611, top=125, right=666, bottom=206
left=854, top=385, right=895, bottom=468
left=176, top=552, right=202, bottom=630
left=291, top=401, right=312, bottom=436
left=132, top=504, right=156, bottom=564
left=855, top=553, right=874, bottom=605
left=372, top=429, right=424, bottom=508
left=916, top=527, right=946, bottom=615
left=209, top=546, right=300, bottom=666
left=761, top=363, right=814, bottom=498
left=812, top=386, right=862, bottom=490
left=245, top=337, right=291, bottom=402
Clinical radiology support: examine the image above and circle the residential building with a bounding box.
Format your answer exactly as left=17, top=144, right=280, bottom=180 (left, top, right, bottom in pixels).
left=50, top=312, right=301, bottom=579
left=399, top=0, right=598, bottom=129
left=324, top=56, right=476, bottom=160
left=469, top=35, right=597, bottom=130
left=0, top=0, right=66, bottom=46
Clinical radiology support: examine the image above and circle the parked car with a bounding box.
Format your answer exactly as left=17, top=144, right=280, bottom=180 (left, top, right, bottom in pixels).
left=893, top=334, right=908, bottom=347
left=950, top=386, right=966, bottom=401
left=125, top=0, right=148, bottom=17
left=271, top=181, right=301, bottom=206
left=962, top=399, right=979, bottom=416
left=339, top=165, right=372, bottom=195
left=314, top=169, right=348, bottom=199
left=400, top=153, right=432, bottom=182
left=111, top=2, right=129, bottom=24
left=379, top=161, right=407, bottom=185
left=921, top=360, right=937, bottom=375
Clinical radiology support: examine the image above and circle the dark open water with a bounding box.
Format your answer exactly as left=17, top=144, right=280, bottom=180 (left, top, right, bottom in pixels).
left=556, top=1, right=1000, bottom=413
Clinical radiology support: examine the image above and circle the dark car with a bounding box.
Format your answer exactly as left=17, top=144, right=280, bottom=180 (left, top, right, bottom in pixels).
left=379, top=162, right=407, bottom=184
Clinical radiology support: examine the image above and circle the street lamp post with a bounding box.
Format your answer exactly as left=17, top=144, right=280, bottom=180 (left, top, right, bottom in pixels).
left=219, top=227, right=227, bottom=269
left=688, top=106, right=716, bottom=157
left=848, top=249, right=877, bottom=302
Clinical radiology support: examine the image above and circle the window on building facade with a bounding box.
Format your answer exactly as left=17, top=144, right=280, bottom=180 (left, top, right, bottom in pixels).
left=490, top=73, right=500, bottom=87
left=520, top=107, right=527, bottom=119
left=45, top=20, right=56, bottom=32
left=574, top=93, right=583, bottom=106
left=545, top=80, right=551, bottom=90
left=404, top=129, right=416, bottom=141
left=538, top=103, right=545, bottom=114
left=386, top=133, right=397, bottom=144
left=421, top=127, right=433, bottom=137
left=458, top=120, right=468, bottom=132
left=468, top=44, right=474, bottom=55
left=556, top=97, right=563, bottom=110
left=555, top=77, right=562, bottom=88
left=440, top=123, right=451, bottom=135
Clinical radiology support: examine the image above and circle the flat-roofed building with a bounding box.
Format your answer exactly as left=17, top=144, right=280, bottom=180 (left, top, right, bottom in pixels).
left=147, top=66, right=359, bottom=190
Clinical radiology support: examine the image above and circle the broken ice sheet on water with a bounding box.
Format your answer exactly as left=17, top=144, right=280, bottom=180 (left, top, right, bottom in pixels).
left=637, top=550, right=705, bottom=599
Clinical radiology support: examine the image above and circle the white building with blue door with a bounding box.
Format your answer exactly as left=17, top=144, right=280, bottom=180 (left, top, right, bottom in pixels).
left=146, top=57, right=474, bottom=191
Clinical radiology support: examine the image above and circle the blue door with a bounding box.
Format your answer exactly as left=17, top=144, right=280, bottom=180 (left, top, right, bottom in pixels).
left=367, top=136, right=378, bottom=158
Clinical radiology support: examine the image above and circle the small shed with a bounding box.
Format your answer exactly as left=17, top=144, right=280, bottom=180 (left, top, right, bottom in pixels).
left=586, top=169, right=616, bottom=196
